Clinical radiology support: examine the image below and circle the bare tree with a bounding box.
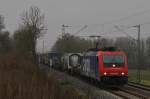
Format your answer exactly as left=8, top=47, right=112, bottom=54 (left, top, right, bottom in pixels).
left=21, top=6, right=45, bottom=39
left=14, top=6, right=46, bottom=63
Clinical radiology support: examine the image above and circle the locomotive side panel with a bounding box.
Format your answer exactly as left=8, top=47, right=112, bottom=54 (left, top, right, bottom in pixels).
left=81, top=55, right=99, bottom=80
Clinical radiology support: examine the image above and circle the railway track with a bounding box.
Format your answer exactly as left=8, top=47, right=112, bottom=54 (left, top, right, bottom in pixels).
left=74, top=76, right=150, bottom=99
left=108, top=82, right=150, bottom=99
left=40, top=64, right=150, bottom=99
left=128, top=82, right=150, bottom=92
left=76, top=76, right=150, bottom=99
left=39, top=64, right=121, bottom=99
left=108, top=89, right=141, bottom=99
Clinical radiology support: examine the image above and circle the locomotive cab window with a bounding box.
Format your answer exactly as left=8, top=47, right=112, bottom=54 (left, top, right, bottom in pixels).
left=103, top=55, right=125, bottom=67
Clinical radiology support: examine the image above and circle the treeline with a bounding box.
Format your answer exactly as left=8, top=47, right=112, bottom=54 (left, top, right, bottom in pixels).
left=0, top=6, right=47, bottom=98
left=51, top=33, right=114, bottom=53
left=52, top=33, right=150, bottom=70
left=0, top=6, right=45, bottom=63
left=13, top=6, right=46, bottom=63
left=0, top=6, right=87, bottom=99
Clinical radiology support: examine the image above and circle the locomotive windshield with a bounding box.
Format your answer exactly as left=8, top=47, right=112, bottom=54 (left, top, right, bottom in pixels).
left=103, top=55, right=125, bottom=67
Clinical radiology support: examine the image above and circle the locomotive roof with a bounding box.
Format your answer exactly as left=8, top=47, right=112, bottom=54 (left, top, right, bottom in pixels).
left=84, top=47, right=125, bottom=56
left=86, top=47, right=118, bottom=52
left=84, top=51, right=125, bottom=56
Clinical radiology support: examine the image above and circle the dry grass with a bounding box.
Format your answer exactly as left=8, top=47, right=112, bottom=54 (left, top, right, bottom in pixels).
left=0, top=52, right=87, bottom=99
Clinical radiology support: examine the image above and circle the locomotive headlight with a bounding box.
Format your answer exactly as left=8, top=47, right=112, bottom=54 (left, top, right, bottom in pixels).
left=121, top=72, right=125, bottom=75
left=104, top=72, right=107, bottom=75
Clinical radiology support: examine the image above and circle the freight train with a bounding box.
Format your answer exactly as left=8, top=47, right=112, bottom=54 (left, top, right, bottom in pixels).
left=39, top=47, right=128, bottom=85
left=39, top=52, right=62, bottom=69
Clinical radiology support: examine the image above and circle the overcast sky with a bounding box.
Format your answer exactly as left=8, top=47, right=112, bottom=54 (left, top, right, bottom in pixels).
left=1, top=0, right=150, bottom=52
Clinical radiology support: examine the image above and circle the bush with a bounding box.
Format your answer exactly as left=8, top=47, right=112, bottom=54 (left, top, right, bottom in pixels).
left=0, top=52, right=87, bottom=99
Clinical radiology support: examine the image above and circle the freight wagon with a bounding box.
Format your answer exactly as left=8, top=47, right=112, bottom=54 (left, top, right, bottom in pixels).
left=62, top=53, right=82, bottom=73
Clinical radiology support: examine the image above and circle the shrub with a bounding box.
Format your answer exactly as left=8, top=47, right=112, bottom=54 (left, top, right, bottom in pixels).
left=0, top=52, right=87, bottom=99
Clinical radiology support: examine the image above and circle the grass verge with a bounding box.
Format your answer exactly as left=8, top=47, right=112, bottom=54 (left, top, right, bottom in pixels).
left=129, top=69, right=150, bottom=86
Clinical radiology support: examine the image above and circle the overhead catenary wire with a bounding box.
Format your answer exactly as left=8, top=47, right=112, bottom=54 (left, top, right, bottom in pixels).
left=74, top=25, right=88, bottom=35
left=112, top=20, right=150, bottom=38
left=66, top=8, right=150, bottom=38
left=114, top=25, right=137, bottom=41
left=95, top=19, right=150, bottom=39
left=91, top=8, right=150, bottom=35
left=93, top=8, right=150, bottom=27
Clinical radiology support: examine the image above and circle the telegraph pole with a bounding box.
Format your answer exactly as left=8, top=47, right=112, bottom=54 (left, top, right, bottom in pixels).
left=61, top=24, right=71, bottom=36
left=115, top=24, right=141, bottom=83
left=61, top=24, right=71, bottom=52
left=42, top=40, right=44, bottom=53
left=133, top=24, right=141, bottom=83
